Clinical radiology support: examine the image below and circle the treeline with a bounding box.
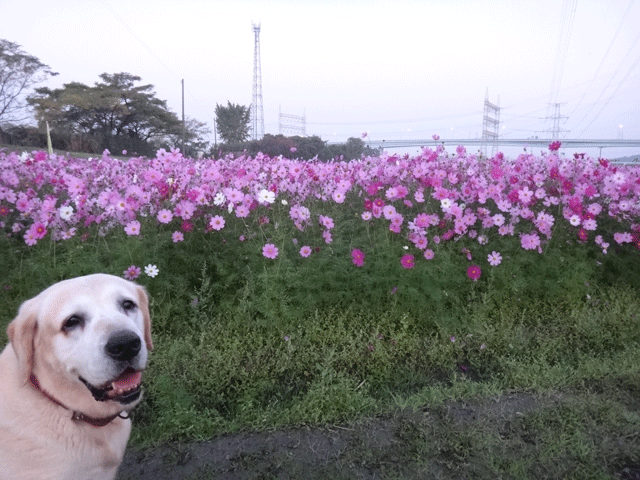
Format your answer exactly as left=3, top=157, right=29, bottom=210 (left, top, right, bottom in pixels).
left=215, top=134, right=380, bottom=161
left=1, top=39, right=378, bottom=160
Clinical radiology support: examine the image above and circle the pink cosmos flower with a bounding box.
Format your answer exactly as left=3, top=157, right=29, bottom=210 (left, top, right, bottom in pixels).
left=467, top=264, right=482, bottom=281
left=414, top=213, right=430, bottom=228
left=209, top=215, right=225, bottom=231
left=319, top=215, right=334, bottom=229
left=518, top=187, right=533, bottom=204
left=520, top=232, right=541, bottom=250
left=123, top=265, right=141, bottom=280
left=351, top=248, right=365, bottom=267
left=61, top=228, right=76, bottom=240
left=390, top=213, right=404, bottom=228
left=332, top=190, right=346, bottom=204
left=124, top=220, right=141, bottom=236
left=157, top=209, right=173, bottom=224
left=235, top=205, right=250, bottom=218
left=23, top=230, right=38, bottom=246
left=172, top=231, right=184, bottom=243
left=582, top=219, right=597, bottom=231
left=414, top=236, right=428, bottom=250
left=262, top=243, right=279, bottom=259
left=424, top=249, right=435, bottom=260
left=613, top=232, right=632, bottom=244
left=401, top=254, right=415, bottom=269
left=487, top=251, right=502, bottom=266
left=300, top=245, right=312, bottom=257
left=383, top=207, right=398, bottom=222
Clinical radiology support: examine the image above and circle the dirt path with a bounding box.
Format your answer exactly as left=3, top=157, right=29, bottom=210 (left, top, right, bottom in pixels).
left=116, top=391, right=640, bottom=480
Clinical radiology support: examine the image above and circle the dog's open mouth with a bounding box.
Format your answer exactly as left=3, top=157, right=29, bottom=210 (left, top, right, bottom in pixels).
left=80, top=367, right=143, bottom=404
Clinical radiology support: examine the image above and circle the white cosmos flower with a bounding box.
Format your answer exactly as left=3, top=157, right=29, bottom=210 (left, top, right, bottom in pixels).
left=258, top=189, right=276, bottom=204
left=440, top=198, right=452, bottom=211
left=213, top=192, right=226, bottom=206
left=144, top=264, right=159, bottom=278
left=59, top=205, right=74, bottom=221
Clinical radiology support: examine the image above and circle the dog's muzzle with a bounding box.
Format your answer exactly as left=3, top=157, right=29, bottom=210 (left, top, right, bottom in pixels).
left=79, top=330, right=145, bottom=404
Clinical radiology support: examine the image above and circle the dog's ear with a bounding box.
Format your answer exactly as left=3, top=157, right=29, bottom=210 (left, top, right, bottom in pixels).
left=7, top=297, right=39, bottom=385
left=136, top=286, right=153, bottom=352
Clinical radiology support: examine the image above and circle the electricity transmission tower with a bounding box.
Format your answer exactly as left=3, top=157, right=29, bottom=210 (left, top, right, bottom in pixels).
left=481, top=89, right=500, bottom=157
left=251, top=22, right=265, bottom=140
left=279, top=106, right=306, bottom=136
left=546, top=103, right=568, bottom=140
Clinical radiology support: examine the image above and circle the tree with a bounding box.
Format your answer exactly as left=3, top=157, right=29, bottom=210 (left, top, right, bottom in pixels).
left=161, top=116, right=211, bottom=157
left=0, top=39, right=57, bottom=125
left=28, top=73, right=182, bottom=155
left=215, top=101, right=251, bottom=144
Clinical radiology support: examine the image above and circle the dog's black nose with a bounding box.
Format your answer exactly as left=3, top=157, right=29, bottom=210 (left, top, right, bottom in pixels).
left=105, top=330, right=141, bottom=362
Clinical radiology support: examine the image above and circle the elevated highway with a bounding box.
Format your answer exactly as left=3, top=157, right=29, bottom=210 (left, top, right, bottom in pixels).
left=365, top=138, right=640, bottom=149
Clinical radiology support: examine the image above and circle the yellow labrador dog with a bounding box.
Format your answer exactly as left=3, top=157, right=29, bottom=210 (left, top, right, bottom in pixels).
left=0, top=274, right=152, bottom=480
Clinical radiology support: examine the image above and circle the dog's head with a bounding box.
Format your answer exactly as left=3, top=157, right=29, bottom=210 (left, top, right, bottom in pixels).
left=7, top=274, right=153, bottom=418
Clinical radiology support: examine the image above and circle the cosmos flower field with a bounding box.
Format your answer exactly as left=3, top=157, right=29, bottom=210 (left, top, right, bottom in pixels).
left=1, top=144, right=640, bottom=322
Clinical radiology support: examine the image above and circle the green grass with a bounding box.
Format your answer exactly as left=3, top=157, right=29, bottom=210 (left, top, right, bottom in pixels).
left=125, top=285, right=640, bottom=449
left=1, top=212, right=639, bottom=478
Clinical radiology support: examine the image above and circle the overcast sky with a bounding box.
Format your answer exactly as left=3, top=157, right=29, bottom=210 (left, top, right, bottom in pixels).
left=2, top=0, right=639, bottom=157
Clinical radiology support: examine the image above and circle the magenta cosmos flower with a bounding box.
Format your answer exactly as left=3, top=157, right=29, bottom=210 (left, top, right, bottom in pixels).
left=262, top=243, right=279, bottom=259
left=467, top=264, right=482, bottom=281
left=351, top=248, right=365, bottom=267
left=400, top=254, right=415, bottom=269
left=123, top=265, right=141, bottom=280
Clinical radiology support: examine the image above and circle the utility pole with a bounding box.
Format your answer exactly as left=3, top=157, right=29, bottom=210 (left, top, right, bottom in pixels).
left=213, top=118, right=217, bottom=152
left=181, top=79, right=185, bottom=154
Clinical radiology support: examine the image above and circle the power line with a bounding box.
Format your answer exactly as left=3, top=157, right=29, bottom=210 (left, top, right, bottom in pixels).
left=99, top=0, right=203, bottom=105
left=546, top=0, right=578, bottom=123
left=306, top=111, right=483, bottom=126
left=100, top=1, right=179, bottom=80
left=568, top=0, right=636, bottom=118
left=575, top=48, right=640, bottom=138
left=572, top=29, right=640, bottom=137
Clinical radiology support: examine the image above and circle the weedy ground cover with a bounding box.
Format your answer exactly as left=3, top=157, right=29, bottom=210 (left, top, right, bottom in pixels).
left=1, top=145, right=639, bottom=478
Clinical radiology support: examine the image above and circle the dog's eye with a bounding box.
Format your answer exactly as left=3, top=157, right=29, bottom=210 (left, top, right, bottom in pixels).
left=62, top=315, right=84, bottom=333
left=121, top=299, right=136, bottom=312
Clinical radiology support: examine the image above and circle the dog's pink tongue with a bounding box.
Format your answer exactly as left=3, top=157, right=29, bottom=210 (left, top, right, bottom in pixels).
left=113, top=370, right=142, bottom=390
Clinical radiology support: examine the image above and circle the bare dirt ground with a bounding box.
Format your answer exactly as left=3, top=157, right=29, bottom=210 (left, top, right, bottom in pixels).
left=116, top=392, right=640, bottom=480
